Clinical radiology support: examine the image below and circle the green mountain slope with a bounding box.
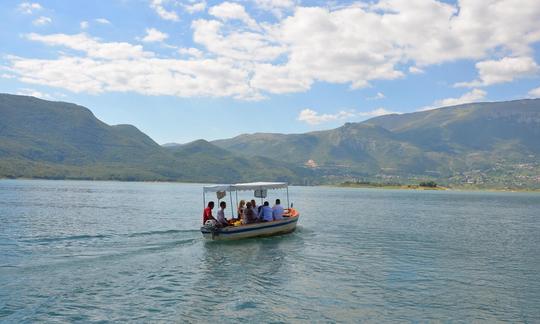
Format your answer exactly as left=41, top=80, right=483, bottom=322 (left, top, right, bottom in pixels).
left=214, top=99, right=540, bottom=188
left=365, top=100, right=540, bottom=153
left=0, top=94, right=310, bottom=183
left=0, top=95, right=162, bottom=163
left=2, top=93, right=539, bottom=188
left=165, top=139, right=312, bottom=183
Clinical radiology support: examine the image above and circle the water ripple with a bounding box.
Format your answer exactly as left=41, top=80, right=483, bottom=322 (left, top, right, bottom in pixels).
left=1, top=180, right=539, bottom=322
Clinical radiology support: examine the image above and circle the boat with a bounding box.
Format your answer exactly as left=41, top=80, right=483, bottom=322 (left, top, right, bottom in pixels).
left=200, top=182, right=300, bottom=241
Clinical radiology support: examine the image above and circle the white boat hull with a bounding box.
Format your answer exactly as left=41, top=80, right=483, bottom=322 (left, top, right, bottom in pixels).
left=201, top=215, right=300, bottom=241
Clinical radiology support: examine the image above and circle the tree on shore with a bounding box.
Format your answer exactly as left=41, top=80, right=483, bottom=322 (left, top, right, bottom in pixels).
left=419, top=181, right=437, bottom=188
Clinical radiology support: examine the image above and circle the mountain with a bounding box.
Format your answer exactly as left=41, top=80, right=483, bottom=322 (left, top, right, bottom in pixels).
left=2, top=93, right=539, bottom=188
left=164, top=139, right=312, bottom=183
left=213, top=99, right=540, bottom=188
left=365, top=100, right=540, bottom=153
left=0, top=94, right=310, bottom=183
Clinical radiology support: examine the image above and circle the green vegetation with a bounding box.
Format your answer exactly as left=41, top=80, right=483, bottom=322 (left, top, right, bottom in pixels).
left=0, top=94, right=312, bottom=184
left=338, top=180, right=446, bottom=190
left=419, top=181, right=437, bottom=188
left=215, top=99, right=540, bottom=189
left=1, top=93, right=540, bottom=190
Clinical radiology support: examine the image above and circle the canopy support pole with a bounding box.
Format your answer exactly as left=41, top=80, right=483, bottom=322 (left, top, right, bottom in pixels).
left=203, top=191, right=206, bottom=208
left=235, top=190, right=239, bottom=218
left=229, top=190, right=234, bottom=219
left=286, top=186, right=290, bottom=208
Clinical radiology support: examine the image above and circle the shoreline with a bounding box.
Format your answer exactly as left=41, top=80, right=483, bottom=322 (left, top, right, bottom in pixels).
left=2, top=177, right=540, bottom=192
left=332, top=183, right=540, bottom=193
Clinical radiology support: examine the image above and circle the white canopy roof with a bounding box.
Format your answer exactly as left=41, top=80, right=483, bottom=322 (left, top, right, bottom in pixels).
left=203, top=184, right=232, bottom=193
left=203, top=182, right=288, bottom=193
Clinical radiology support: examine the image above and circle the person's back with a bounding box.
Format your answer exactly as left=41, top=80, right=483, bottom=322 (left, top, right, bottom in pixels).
left=272, top=199, right=284, bottom=220
left=251, top=206, right=259, bottom=220
left=259, top=201, right=273, bottom=222
left=250, top=199, right=258, bottom=220
left=243, top=202, right=258, bottom=224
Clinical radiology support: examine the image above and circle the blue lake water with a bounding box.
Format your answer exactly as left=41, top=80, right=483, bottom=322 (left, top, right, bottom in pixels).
left=1, top=179, right=539, bottom=322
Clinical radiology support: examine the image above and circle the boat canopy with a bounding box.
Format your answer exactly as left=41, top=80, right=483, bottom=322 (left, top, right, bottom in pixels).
left=203, top=182, right=288, bottom=193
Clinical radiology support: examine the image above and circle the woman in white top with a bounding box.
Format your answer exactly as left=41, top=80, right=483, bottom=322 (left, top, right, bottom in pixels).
left=236, top=200, right=245, bottom=221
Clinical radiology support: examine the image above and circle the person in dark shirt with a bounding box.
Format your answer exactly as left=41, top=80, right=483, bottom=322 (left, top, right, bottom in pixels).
left=250, top=199, right=258, bottom=219
left=243, top=202, right=258, bottom=224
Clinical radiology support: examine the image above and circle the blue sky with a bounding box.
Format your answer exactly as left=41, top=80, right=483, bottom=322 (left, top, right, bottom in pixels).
left=1, top=0, right=540, bottom=144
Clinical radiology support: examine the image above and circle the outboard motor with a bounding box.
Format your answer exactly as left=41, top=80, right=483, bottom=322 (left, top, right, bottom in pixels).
left=203, top=219, right=219, bottom=238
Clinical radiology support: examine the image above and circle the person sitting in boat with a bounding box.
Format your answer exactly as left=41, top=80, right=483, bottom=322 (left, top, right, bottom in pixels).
left=272, top=199, right=284, bottom=221
left=243, top=202, right=258, bottom=224
left=259, top=201, right=273, bottom=222
left=250, top=199, right=258, bottom=218
left=216, top=201, right=229, bottom=227
left=203, top=201, right=216, bottom=224
left=236, top=200, right=245, bottom=221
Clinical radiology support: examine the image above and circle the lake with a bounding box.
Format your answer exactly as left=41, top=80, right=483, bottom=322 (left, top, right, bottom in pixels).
left=1, top=179, right=539, bottom=322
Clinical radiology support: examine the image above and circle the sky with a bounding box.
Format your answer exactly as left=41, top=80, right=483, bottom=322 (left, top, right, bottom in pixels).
left=1, top=0, right=540, bottom=144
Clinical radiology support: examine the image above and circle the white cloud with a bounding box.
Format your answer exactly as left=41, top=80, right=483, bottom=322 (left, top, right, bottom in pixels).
left=7, top=33, right=261, bottom=100
left=26, top=33, right=153, bottom=59
left=192, top=19, right=285, bottom=62
left=18, top=2, right=42, bottom=14
left=33, top=16, right=51, bottom=26
left=270, top=6, right=406, bottom=89
left=432, top=89, right=487, bottom=108
left=372, top=0, right=540, bottom=64
left=209, top=2, right=259, bottom=29
left=250, top=63, right=311, bottom=94
left=358, top=108, right=395, bottom=117
left=178, top=47, right=204, bottom=58
left=297, top=107, right=395, bottom=125
left=262, top=0, right=540, bottom=95
left=409, top=66, right=424, bottom=74
left=455, top=56, right=539, bottom=87
left=254, top=0, right=295, bottom=9
left=142, top=28, right=169, bottom=42
left=7, top=55, right=261, bottom=99
left=253, top=0, right=295, bottom=17
left=80, top=21, right=89, bottom=29
left=528, top=86, right=540, bottom=98
left=184, top=1, right=206, bottom=14
left=150, top=0, right=179, bottom=21
left=368, top=92, right=385, bottom=100
left=298, top=109, right=355, bottom=125
left=95, top=18, right=111, bottom=24
left=16, top=88, right=54, bottom=100
left=7, top=1, right=540, bottom=101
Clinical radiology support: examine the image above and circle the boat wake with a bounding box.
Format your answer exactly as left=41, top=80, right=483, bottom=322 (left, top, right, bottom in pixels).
left=21, top=229, right=200, bottom=244
left=21, top=234, right=110, bottom=244
left=127, top=229, right=199, bottom=238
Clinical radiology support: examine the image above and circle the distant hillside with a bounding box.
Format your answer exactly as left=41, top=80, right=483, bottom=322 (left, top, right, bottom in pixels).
left=164, top=139, right=312, bottom=183
left=214, top=100, right=540, bottom=188
left=365, top=100, right=540, bottom=153
left=0, top=94, right=310, bottom=183
left=2, top=93, right=539, bottom=188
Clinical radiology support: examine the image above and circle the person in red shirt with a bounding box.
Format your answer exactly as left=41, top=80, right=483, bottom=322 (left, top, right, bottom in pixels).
left=203, top=201, right=216, bottom=224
